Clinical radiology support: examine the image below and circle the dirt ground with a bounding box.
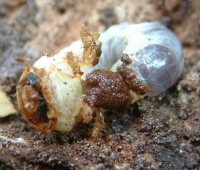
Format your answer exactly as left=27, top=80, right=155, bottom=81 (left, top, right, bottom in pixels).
left=0, top=0, right=200, bottom=169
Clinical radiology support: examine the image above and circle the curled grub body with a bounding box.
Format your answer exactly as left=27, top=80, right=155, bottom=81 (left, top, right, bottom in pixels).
left=17, top=23, right=184, bottom=137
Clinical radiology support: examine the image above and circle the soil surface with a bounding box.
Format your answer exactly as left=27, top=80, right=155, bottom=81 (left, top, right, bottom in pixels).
left=0, top=0, right=200, bottom=169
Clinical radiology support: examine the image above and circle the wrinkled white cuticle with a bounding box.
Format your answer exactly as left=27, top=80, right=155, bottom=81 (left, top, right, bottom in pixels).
left=31, top=22, right=184, bottom=131
left=98, top=22, right=184, bottom=96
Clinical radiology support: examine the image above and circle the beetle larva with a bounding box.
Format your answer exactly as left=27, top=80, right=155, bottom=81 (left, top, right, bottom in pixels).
left=16, top=22, right=184, bottom=137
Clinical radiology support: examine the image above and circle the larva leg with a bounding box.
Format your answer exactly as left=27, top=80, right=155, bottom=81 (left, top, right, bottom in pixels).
left=66, top=52, right=83, bottom=77
left=80, top=102, right=94, bottom=123
left=91, top=109, right=105, bottom=138
left=80, top=26, right=102, bottom=66
left=80, top=101, right=105, bottom=137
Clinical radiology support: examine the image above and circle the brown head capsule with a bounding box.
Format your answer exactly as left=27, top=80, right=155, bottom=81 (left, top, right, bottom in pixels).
left=16, top=60, right=57, bottom=132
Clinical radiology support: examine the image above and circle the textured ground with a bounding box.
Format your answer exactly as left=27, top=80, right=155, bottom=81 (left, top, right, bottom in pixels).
left=0, top=0, right=200, bottom=169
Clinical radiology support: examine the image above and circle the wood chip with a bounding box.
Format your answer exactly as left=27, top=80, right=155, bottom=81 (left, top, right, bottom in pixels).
left=0, top=86, right=16, bottom=117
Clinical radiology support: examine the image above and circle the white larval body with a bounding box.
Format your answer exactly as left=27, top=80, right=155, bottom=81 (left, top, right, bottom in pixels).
left=18, top=22, right=184, bottom=132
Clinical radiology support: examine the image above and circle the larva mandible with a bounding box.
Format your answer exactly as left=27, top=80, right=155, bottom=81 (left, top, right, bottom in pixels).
left=16, top=22, right=184, bottom=137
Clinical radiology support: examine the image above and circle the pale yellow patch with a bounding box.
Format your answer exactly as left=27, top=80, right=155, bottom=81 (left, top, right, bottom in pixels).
left=0, top=87, right=16, bottom=117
